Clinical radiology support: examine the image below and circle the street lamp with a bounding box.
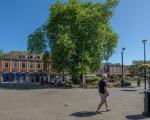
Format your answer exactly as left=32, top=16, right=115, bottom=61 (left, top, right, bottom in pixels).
left=121, top=47, right=125, bottom=87
left=141, top=39, right=147, bottom=90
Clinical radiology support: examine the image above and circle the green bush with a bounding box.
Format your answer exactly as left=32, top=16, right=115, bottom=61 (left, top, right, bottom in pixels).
left=72, top=76, right=81, bottom=84
left=124, top=81, right=131, bottom=86
left=132, top=76, right=141, bottom=81
left=109, top=75, right=120, bottom=82
left=87, top=76, right=101, bottom=85
left=123, top=76, right=131, bottom=81
left=124, top=76, right=141, bottom=82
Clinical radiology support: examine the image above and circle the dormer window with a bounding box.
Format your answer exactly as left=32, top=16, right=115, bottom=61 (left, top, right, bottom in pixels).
left=30, top=56, right=33, bottom=59
left=20, top=55, right=26, bottom=59
left=28, top=55, right=33, bottom=59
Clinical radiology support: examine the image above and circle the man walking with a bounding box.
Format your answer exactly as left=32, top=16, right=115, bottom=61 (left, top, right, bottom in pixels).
left=96, top=73, right=110, bottom=113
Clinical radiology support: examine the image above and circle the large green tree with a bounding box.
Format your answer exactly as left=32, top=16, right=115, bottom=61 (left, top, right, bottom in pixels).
left=27, top=0, right=119, bottom=87
left=47, top=0, right=118, bottom=85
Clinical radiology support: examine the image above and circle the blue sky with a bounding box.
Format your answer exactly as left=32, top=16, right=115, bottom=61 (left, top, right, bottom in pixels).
left=0, top=0, right=150, bottom=65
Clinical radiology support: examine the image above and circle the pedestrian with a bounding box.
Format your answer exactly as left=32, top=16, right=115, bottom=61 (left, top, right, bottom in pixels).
left=96, top=73, right=110, bottom=113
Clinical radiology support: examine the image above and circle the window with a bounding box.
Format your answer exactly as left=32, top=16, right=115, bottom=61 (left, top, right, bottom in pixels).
left=115, top=67, right=117, bottom=73
left=110, top=67, right=112, bottom=73
left=22, top=55, right=26, bottom=59
left=30, top=63, right=34, bottom=68
left=37, top=63, right=41, bottom=68
left=117, top=67, right=119, bottom=73
left=111, top=67, right=114, bottom=73
left=13, top=62, right=18, bottom=68
left=30, top=56, right=33, bottom=59
left=4, top=62, right=9, bottom=68
left=28, top=55, right=33, bottom=59
left=22, top=63, right=26, bottom=68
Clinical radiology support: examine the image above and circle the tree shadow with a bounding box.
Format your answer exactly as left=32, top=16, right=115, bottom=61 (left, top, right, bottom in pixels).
left=126, top=114, right=148, bottom=120
left=70, top=111, right=97, bottom=117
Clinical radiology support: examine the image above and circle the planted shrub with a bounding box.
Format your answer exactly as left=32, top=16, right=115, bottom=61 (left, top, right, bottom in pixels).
left=87, top=76, right=101, bottom=85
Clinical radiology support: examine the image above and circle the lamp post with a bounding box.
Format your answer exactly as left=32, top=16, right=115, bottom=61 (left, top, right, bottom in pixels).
left=121, top=47, right=125, bottom=87
left=142, top=40, right=150, bottom=116
left=142, top=39, right=147, bottom=90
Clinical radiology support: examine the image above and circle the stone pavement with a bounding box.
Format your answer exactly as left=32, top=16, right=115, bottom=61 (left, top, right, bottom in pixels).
left=0, top=85, right=149, bottom=120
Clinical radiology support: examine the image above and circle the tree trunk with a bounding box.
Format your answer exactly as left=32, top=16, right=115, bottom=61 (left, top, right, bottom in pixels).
left=81, top=73, right=86, bottom=88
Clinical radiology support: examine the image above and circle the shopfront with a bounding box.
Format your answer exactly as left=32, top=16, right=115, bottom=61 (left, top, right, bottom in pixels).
left=1, top=72, right=49, bottom=83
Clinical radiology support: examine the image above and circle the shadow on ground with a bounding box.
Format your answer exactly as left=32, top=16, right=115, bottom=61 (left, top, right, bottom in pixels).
left=125, top=86, right=138, bottom=88
left=126, top=114, right=147, bottom=120
left=121, top=89, right=138, bottom=92
left=139, top=91, right=145, bottom=94
left=0, top=83, right=51, bottom=90
left=0, top=82, right=73, bottom=90
left=118, top=86, right=138, bottom=89
left=70, top=111, right=97, bottom=117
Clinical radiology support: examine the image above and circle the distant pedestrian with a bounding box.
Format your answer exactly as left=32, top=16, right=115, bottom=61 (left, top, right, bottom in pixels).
left=96, top=73, right=110, bottom=113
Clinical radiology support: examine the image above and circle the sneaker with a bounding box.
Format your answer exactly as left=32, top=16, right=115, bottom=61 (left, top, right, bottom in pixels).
left=96, top=111, right=101, bottom=114
left=106, top=108, right=111, bottom=111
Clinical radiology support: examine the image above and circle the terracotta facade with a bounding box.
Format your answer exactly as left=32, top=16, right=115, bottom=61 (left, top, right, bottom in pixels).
left=0, top=57, right=52, bottom=82
left=104, top=64, right=130, bottom=76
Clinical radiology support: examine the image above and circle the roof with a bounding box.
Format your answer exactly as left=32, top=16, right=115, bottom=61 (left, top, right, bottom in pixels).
left=5, top=51, right=43, bottom=59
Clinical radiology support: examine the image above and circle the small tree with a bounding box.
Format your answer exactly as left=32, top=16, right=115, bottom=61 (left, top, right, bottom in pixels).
left=129, top=60, right=150, bottom=76
left=138, top=64, right=150, bottom=77
left=27, top=27, right=50, bottom=69
left=27, top=27, right=47, bottom=54
left=0, top=49, right=7, bottom=57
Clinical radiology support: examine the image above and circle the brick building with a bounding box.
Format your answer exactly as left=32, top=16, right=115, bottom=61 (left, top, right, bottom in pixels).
left=0, top=51, right=52, bottom=83
left=104, top=64, right=130, bottom=76
left=95, top=63, right=130, bottom=76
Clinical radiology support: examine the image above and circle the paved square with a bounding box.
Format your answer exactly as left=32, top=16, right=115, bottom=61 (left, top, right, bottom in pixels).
left=0, top=85, right=149, bottom=120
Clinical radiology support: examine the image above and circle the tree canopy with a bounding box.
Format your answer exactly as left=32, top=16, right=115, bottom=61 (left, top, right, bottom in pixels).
left=27, top=0, right=119, bottom=84
left=47, top=0, right=119, bottom=75
left=27, top=27, right=48, bottom=54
